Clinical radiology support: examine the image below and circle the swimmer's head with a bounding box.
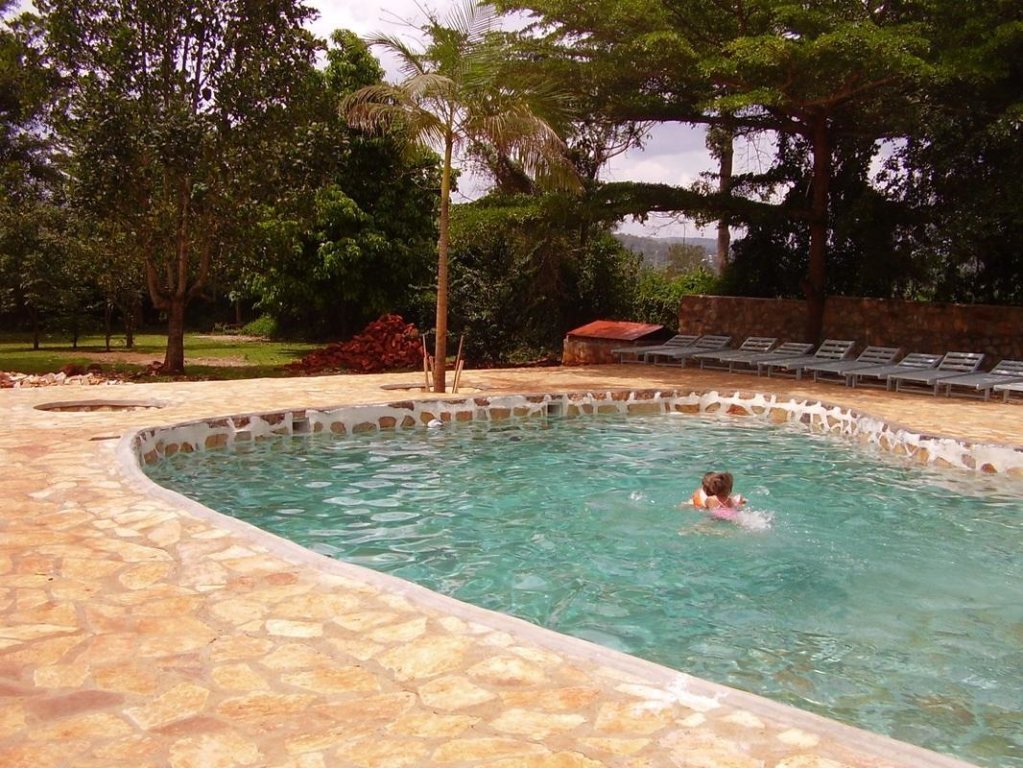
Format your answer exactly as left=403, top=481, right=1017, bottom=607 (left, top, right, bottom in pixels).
left=702, top=472, right=734, bottom=497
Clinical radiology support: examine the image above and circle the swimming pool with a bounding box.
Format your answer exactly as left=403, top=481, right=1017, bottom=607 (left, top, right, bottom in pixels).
left=145, top=413, right=1023, bottom=767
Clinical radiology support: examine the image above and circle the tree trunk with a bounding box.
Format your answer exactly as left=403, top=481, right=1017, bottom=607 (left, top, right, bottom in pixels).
left=125, top=297, right=139, bottom=349
left=156, top=177, right=197, bottom=375
left=104, top=301, right=114, bottom=352
left=716, top=130, right=733, bottom=270
left=433, top=131, right=454, bottom=393
left=805, top=117, right=830, bottom=343
left=163, top=298, right=187, bottom=374
left=31, top=308, right=39, bottom=350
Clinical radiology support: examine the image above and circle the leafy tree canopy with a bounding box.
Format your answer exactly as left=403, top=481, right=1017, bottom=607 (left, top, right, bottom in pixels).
left=246, top=30, right=441, bottom=339
left=39, top=0, right=322, bottom=371
left=497, top=0, right=938, bottom=336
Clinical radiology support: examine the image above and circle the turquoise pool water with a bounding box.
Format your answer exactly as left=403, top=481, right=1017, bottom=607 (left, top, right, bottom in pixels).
left=145, top=414, right=1023, bottom=767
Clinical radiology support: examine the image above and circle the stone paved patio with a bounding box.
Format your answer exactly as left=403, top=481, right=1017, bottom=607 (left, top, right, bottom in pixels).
left=3, top=364, right=1020, bottom=768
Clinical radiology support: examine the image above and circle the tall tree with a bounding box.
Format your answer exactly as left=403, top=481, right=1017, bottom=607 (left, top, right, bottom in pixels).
left=0, top=3, right=66, bottom=338
left=889, top=0, right=1023, bottom=305
left=343, top=0, right=576, bottom=391
left=245, top=30, right=439, bottom=340
left=499, top=0, right=932, bottom=339
left=39, top=0, right=321, bottom=373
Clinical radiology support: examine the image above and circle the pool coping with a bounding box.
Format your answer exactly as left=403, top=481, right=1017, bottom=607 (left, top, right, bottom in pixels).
left=115, top=384, right=1007, bottom=768
left=129, top=387, right=1023, bottom=476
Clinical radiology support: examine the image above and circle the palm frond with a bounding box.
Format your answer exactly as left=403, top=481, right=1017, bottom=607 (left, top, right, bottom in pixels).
left=464, top=104, right=580, bottom=193
left=364, top=32, right=427, bottom=81
left=447, top=0, right=498, bottom=43
left=401, top=109, right=450, bottom=152
left=348, top=0, right=578, bottom=193
left=403, top=72, right=460, bottom=103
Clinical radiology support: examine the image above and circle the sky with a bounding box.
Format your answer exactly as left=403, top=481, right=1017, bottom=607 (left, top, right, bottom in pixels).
left=305, top=0, right=733, bottom=240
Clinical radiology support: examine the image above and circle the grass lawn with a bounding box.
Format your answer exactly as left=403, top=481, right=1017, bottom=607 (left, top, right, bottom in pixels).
left=0, top=332, right=320, bottom=380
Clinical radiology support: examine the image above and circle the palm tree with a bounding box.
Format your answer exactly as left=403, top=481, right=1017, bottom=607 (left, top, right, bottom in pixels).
left=342, top=0, right=575, bottom=392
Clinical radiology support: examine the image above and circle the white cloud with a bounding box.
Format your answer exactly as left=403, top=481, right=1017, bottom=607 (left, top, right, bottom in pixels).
left=306, top=0, right=416, bottom=38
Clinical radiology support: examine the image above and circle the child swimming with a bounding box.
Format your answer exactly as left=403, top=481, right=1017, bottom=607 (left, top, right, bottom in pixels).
left=688, top=471, right=746, bottom=520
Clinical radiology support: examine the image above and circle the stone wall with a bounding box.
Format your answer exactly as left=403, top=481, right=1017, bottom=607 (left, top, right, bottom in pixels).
left=678, top=295, right=1023, bottom=364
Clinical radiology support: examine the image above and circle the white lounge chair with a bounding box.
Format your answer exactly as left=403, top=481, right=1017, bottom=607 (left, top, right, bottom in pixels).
left=646, top=335, right=732, bottom=366
left=889, top=351, right=985, bottom=394
left=692, top=337, right=778, bottom=369
left=612, top=334, right=699, bottom=363
left=801, top=346, right=902, bottom=383
left=844, top=352, right=942, bottom=388
left=724, top=342, right=816, bottom=373
left=995, top=380, right=1023, bottom=403
left=758, top=339, right=856, bottom=378
left=938, top=359, right=1023, bottom=400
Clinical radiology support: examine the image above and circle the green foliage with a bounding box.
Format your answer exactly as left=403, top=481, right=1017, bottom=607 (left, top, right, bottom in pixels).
left=632, top=266, right=718, bottom=331
left=662, top=243, right=708, bottom=278
left=248, top=173, right=437, bottom=339
left=40, top=0, right=323, bottom=371
left=498, top=0, right=935, bottom=337
left=885, top=0, right=1023, bottom=305
left=342, top=0, right=578, bottom=389
left=240, top=315, right=280, bottom=339
left=447, top=195, right=640, bottom=362
left=0, top=6, right=68, bottom=341
left=244, top=31, right=440, bottom=340
left=723, top=133, right=920, bottom=300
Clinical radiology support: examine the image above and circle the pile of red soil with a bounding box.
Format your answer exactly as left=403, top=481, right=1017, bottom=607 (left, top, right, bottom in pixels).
left=287, top=315, right=423, bottom=374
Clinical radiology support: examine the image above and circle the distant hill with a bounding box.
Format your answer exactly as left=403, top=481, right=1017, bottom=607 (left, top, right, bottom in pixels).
left=614, top=234, right=718, bottom=269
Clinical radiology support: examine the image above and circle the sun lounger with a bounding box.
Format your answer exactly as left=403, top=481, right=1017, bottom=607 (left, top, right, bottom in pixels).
left=888, top=351, right=985, bottom=394
left=758, top=339, right=856, bottom=378
left=995, top=380, right=1023, bottom=403
left=844, top=352, right=942, bottom=388
left=722, top=342, right=816, bottom=372
left=692, top=337, right=778, bottom=369
left=938, top=359, right=1023, bottom=400
left=612, top=334, right=699, bottom=363
left=646, top=334, right=732, bottom=366
left=801, top=346, right=902, bottom=383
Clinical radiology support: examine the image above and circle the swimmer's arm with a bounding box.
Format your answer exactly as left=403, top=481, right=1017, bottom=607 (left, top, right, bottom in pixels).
left=682, top=490, right=705, bottom=509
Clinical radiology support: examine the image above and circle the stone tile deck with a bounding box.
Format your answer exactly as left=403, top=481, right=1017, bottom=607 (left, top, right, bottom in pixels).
left=4, top=365, right=1020, bottom=768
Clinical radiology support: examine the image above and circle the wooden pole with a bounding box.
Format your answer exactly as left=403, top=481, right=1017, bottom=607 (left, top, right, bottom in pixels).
left=452, top=335, right=465, bottom=393
left=452, top=359, right=465, bottom=393
left=422, top=335, right=432, bottom=389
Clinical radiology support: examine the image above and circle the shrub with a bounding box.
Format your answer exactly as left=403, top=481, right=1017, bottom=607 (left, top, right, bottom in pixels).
left=241, top=315, right=280, bottom=339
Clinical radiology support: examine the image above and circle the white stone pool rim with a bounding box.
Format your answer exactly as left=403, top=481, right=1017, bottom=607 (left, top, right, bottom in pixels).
left=130, top=388, right=1023, bottom=475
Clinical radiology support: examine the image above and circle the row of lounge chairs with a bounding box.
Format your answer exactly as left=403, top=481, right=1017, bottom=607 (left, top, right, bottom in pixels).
left=611, top=334, right=1023, bottom=401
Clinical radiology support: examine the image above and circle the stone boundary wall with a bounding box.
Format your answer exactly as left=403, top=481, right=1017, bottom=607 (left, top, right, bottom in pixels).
left=678, top=295, right=1023, bottom=363
left=133, top=390, right=1023, bottom=477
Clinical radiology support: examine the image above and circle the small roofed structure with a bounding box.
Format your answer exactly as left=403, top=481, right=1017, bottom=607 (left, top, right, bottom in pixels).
left=562, top=320, right=666, bottom=365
